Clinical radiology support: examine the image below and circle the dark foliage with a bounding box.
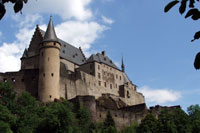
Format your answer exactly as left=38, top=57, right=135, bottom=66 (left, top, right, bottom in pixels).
left=0, top=82, right=200, bottom=133
left=165, top=0, right=200, bottom=69
left=0, top=0, right=28, bottom=20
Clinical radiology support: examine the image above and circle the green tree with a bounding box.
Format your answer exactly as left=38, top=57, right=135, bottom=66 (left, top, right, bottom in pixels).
left=0, top=0, right=29, bottom=20
left=37, top=100, right=76, bottom=133
left=187, top=104, right=200, bottom=133
left=157, top=109, right=177, bottom=133
left=0, top=104, right=16, bottom=133
left=164, top=0, right=200, bottom=69
left=172, top=108, right=192, bottom=133
left=103, top=111, right=117, bottom=133
left=137, top=114, right=158, bottom=133
left=77, top=107, right=92, bottom=133
left=0, top=82, right=16, bottom=110
left=121, top=122, right=138, bottom=133
left=15, top=91, right=40, bottom=133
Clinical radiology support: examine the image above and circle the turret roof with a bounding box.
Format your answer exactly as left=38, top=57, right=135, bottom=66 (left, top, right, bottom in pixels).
left=43, top=17, right=59, bottom=43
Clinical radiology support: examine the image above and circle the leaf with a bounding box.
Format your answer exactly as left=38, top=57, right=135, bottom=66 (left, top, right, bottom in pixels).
left=164, top=0, right=180, bottom=12
left=179, top=0, right=188, bottom=14
left=9, top=0, right=16, bottom=3
left=0, top=3, right=6, bottom=20
left=191, top=13, right=200, bottom=20
left=191, top=31, right=200, bottom=41
left=185, top=8, right=199, bottom=18
left=194, top=52, right=200, bottom=70
left=13, top=0, right=23, bottom=13
left=189, top=0, right=195, bottom=8
left=23, top=0, right=28, bottom=4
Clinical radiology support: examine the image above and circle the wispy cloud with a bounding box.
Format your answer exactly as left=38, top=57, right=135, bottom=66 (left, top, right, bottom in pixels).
left=23, top=0, right=92, bottom=21
left=138, top=86, right=181, bottom=105
left=102, top=16, right=114, bottom=25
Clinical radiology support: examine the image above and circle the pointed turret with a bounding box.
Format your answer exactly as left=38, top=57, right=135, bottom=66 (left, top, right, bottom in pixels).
left=43, top=17, right=59, bottom=43
left=22, top=48, right=28, bottom=58
left=38, top=17, right=61, bottom=102
left=121, top=56, right=125, bottom=72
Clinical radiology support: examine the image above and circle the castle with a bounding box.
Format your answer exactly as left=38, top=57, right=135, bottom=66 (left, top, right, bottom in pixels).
left=0, top=18, right=146, bottom=129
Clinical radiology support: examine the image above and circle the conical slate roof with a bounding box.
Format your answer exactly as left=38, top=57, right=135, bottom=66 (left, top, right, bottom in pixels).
left=43, top=17, right=59, bottom=43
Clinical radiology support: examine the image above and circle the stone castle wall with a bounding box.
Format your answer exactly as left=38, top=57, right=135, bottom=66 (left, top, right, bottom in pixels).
left=70, top=96, right=148, bottom=130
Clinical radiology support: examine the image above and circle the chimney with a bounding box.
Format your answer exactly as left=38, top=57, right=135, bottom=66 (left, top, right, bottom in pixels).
left=102, top=51, right=106, bottom=56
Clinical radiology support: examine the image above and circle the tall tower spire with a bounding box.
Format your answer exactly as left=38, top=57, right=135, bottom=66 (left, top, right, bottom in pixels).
left=43, top=16, right=58, bottom=43
left=121, top=56, right=125, bottom=72
left=38, top=17, right=61, bottom=102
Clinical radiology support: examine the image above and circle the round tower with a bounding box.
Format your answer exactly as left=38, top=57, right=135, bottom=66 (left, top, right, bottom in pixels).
left=38, top=17, right=61, bottom=102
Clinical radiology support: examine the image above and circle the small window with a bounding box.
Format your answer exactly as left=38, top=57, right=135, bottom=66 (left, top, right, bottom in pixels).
left=3, top=78, right=7, bottom=82
left=116, top=74, right=118, bottom=79
left=63, top=50, right=65, bottom=53
left=110, top=60, right=112, bottom=63
left=48, top=57, right=50, bottom=61
left=110, top=67, right=112, bottom=70
left=98, top=73, right=101, bottom=79
left=54, top=42, right=56, bottom=46
left=120, top=76, right=121, bottom=80
left=12, top=78, right=16, bottom=83
left=127, top=91, right=130, bottom=98
left=104, top=82, right=106, bottom=87
left=98, top=81, right=101, bottom=86
left=64, top=44, right=66, bottom=47
left=98, top=65, right=100, bottom=70
left=110, top=84, right=112, bottom=89
left=99, top=114, right=101, bottom=118
left=51, top=73, right=54, bottom=77
left=43, top=73, right=45, bottom=77
left=75, top=53, right=78, bottom=56
left=104, top=57, right=106, bottom=61
left=49, top=95, right=52, bottom=98
left=73, top=55, right=75, bottom=58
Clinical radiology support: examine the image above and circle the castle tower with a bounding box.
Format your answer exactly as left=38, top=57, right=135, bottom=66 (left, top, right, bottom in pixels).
left=121, top=56, right=125, bottom=72
left=38, top=17, right=61, bottom=102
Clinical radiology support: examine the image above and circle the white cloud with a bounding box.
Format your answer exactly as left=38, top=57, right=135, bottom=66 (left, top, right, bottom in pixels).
left=12, top=14, right=43, bottom=28
left=0, top=26, right=35, bottom=72
left=55, top=21, right=107, bottom=51
left=0, top=15, right=108, bottom=72
left=139, top=86, right=181, bottom=105
left=23, top=0, right=92, bottom=21
left=0, top=0, right=114, bottom=72
left=102, top=16, right=114, bottom=24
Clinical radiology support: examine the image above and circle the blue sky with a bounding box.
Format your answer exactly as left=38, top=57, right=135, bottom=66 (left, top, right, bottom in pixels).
left=0, top=0, right=200, bottom=111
